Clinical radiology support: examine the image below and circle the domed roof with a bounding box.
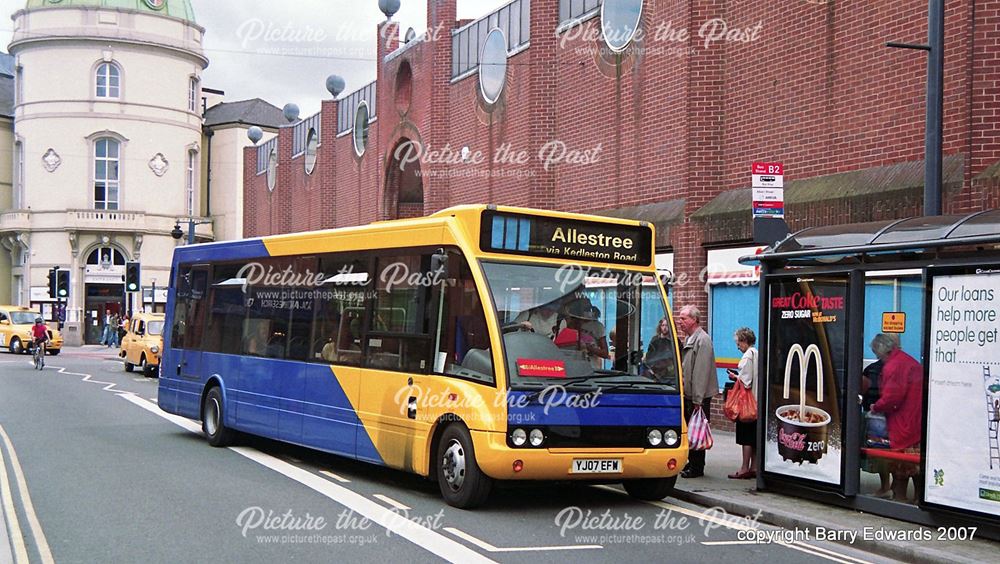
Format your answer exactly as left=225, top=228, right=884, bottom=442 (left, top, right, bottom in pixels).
left=25, top=0, right=195, bottom=23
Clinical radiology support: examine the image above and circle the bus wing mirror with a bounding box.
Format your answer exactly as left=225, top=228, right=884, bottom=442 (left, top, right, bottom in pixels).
left=431, top=249, right=449, bottom=274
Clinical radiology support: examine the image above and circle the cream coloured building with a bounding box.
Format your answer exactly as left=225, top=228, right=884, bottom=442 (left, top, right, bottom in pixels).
left=0, top=0, right=282, bottom=345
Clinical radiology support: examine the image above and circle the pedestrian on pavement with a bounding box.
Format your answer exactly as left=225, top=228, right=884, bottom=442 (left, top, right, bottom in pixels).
left=869, top=333, right=924, bottom=502
left=100, top=312, right=112, bottom=346
left=108, top=314, right=121, bottom=348
left=727, top=327, right=758, bottom=479
left=678, top=305, right=718, bottom=478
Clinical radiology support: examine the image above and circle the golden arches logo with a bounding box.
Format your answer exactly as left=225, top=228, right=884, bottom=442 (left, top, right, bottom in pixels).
left=783, top=343, right=824, bottom=403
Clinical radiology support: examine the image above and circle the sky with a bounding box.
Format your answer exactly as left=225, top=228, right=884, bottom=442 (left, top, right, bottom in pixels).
left=1, top=0, right=509, bottom=115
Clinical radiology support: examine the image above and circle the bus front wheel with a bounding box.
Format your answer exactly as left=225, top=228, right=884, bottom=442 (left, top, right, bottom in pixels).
left=436, top=424, right=492, bottom=509
left=623, top=476, right=677, bottom=501
left=202, top=387, right=235, bottom=447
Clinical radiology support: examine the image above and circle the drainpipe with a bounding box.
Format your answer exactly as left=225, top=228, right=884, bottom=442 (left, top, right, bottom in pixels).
left=205, top=127, right=214, bottom=216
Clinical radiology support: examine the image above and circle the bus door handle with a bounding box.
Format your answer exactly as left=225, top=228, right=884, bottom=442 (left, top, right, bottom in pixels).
left=407, top=396, right=417, bottom=419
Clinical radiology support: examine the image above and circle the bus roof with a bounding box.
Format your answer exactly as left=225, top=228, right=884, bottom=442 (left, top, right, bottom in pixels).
left=172, top=205, right=654, bottom=269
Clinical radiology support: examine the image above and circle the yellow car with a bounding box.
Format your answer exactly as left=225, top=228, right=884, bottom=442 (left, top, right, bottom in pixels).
left=0, top=305, right=64, bottom=355
left=119, top=312, right=165, bottom=376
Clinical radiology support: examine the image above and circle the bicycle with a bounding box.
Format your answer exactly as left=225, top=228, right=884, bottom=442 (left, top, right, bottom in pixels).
left=33, top=340, right=45, bottom=370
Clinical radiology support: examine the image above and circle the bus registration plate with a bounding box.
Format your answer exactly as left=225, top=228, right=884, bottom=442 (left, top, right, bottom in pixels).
left=571, top=459, right=622, bottom=474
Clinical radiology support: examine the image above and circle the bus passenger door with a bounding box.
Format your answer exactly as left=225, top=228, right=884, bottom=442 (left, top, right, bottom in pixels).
left=168, top=265, right=208, bottom=417
left=356, top=253, right=435, bottom=471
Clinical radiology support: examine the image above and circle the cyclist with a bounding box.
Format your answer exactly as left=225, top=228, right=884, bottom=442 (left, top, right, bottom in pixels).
left=31, top=317, right=49, bottom=355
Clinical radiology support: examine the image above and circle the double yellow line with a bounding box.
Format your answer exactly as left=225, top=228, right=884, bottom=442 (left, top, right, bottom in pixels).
left=0, top=424, right=53, bottom=564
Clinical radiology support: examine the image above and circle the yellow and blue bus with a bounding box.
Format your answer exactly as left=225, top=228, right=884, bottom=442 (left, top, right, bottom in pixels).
left=158, top=205, right=686, bottom=507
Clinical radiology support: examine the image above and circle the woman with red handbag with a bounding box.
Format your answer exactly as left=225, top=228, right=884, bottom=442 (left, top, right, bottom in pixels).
left=727, top=327, right=758, bottom=479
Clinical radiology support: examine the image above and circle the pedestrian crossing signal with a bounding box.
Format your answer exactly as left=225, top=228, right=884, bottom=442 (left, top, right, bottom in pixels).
left=125, top=262, right=141, bottom=292
left=56, top=270, right=70, bottom=298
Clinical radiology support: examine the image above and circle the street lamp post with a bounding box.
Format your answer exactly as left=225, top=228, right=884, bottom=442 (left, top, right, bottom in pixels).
left=171, top=218, right=213, bottom=245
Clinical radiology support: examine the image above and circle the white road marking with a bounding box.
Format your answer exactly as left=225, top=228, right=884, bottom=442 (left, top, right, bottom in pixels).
left=594, top=485, right=872, bottom=564
left=373, top=494, right=411, bottom=511
left=49, top=366, right=123, bottom=393
left=319, top=470, right=350, bottom=483
left=0, top=425, right=54, bottom=564
left=118, top=394, right=496, bottom=564
left=148, top=398, right=157, bottom=403
left=445, top=527, right=602, bottom=552
left=0, top=431, right=29, bottom=564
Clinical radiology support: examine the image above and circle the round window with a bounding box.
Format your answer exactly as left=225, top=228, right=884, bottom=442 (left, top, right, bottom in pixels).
left=266, top=148, right=277, bottom=191
left=353, top=101, right=370, bottom=157
left=601, top=0, right=644, bottom=53
left=478, top=28, right=508, bottom=105
left=304, top=128, right=318, bottom=175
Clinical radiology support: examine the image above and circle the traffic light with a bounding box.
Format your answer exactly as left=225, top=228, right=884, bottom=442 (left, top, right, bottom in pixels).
left=47, top=268, right=57, bottom=298
left=125, top=261, right=141, bottom=292
left=56, top=269, right=70, bottom=299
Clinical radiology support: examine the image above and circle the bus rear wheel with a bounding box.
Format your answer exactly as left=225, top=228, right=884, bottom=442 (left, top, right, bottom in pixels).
left=202, top=387, right=235, bottom=447
left=623, top=476, right=677, bottom=501
left=436, top=424, right=492, bottom=509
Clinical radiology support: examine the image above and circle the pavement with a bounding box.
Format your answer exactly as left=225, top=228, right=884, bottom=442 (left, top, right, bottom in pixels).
left=27, top=347, right=998, bottom=562
left=671, top=430, right=997, bottom=563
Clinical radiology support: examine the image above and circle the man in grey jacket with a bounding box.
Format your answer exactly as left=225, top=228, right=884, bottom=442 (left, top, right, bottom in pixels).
left=678, top=305, right=718, bottom=478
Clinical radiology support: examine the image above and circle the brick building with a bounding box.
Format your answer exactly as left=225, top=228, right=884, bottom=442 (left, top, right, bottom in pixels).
left=242, top=0, right=1000, bottom=422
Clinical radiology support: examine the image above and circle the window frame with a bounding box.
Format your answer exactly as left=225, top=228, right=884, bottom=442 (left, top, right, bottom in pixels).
left=93, top=137, right=122, bottom=210
left=95, top=61, right=122, bottom=99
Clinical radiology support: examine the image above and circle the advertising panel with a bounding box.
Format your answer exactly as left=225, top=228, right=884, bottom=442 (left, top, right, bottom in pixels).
left=764, top=276, right=848, bottom=486
left=925, top=271, right=1000, bottom=517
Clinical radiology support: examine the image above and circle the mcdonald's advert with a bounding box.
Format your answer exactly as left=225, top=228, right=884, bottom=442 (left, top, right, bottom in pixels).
left=765, top=277, right=849, bottom=486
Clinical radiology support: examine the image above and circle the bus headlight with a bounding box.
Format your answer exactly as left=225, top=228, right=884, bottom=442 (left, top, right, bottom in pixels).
left=529, top=429, right=544, bottom=447
left=664, top=429, right=679, bottom=447
left=150, top=345, right=160, bottom=354
left=511, top=428, right=527, bottom=447
left=647, top=429, right=663, bottom=446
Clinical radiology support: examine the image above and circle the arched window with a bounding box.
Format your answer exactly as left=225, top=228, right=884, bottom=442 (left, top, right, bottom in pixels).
left=188, top=77, right=200, bottom=113
left=94, top=138, right=121, bottom=210
left=86, top=246, right=127, bottom=267
left=96, top=62, right=121, bottom=98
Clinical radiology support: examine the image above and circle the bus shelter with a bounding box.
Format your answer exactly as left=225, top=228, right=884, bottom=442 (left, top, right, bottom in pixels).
left=744, top=210, right=1000, bottom=534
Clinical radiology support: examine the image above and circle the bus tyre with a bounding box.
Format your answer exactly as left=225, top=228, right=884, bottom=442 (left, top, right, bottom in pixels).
left=9, top=337, right=23, bottom=355
left=203, top=387, right=235, bottom=447
left=124, top=360, right=134, bottom=372
left=436, top=424, right=492, bottom=509
left=47, top=348, right=59, bottom=356
left=623, top=476, right=677, bottom=501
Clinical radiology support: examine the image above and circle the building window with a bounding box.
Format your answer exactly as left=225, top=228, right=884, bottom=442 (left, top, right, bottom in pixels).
left=188, top=77, right=199, bottom=113
left=353, top=101, right=369, bottom=157
left=14, top=65, right=23, bottom=105
left=86, top=246, right=127, bottom=267
left=96, top=62, right=121, bottom=98
left=94, top=138, right=121, bottom=210
left=13, top=141, right=24, bottom=209
left=186, top=150, right=196, bottom=216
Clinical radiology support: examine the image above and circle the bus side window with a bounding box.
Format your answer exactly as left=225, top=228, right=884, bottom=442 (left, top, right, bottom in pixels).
left=369, top=254, right=433, bottom=373
left=315, top=253, right=371, bottom=367
left=204, top=262, right=248, bottom=355
left=171, top=265, right=207, bottom=350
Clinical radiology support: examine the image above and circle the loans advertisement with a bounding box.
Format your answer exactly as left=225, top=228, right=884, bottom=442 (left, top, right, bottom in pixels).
left=764, top=276, right=848, bottom=485
left=925, top=271, right=1000, bottom=517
